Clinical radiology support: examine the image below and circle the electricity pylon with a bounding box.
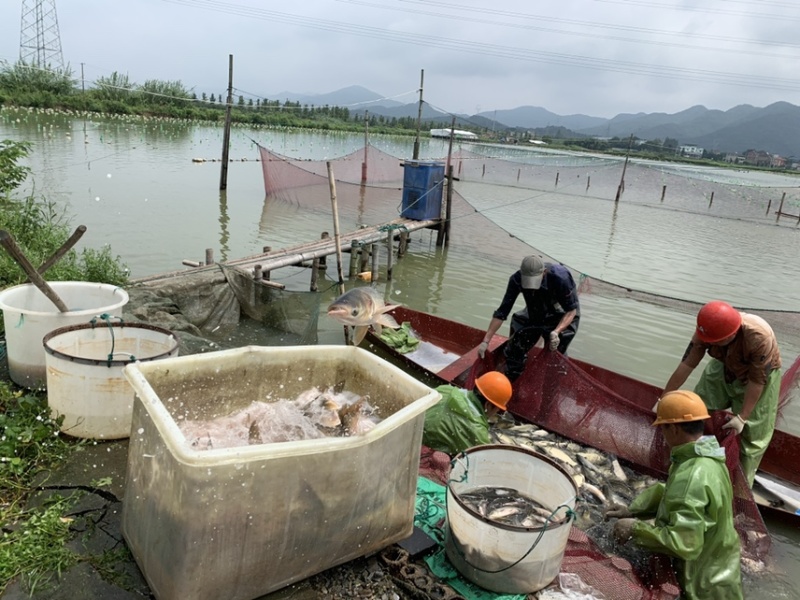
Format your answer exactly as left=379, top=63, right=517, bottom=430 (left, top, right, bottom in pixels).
left=19, top=0, right=64, bottom=70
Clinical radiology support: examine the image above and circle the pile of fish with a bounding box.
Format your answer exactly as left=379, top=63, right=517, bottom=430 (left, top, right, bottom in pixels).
left=456, top=485, right=569, bottom=528
left=487, top=420, right=660, bottom=533
left=178, top=386, right=381, bottom=450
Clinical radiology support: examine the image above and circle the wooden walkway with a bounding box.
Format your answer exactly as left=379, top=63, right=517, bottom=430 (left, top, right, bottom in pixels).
left=132, top=217, right=440, bottom=286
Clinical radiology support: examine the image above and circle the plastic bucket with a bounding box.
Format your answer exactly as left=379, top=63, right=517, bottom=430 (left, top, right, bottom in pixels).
left=0, top=282, right=129, bottom=388
left=44, top=322, right=179, bottom=439
left=445, top=445, right=577, bottom=594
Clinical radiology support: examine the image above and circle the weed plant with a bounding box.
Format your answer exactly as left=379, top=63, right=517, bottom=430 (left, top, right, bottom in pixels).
left=0, top=139, right=131, bottom=593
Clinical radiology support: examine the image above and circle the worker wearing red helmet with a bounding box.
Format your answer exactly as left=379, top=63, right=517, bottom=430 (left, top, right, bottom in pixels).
left=661, top=300, right=782, bottom=487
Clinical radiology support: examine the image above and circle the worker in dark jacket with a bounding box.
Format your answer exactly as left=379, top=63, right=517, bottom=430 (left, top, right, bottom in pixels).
left=478, top=255, right=579, bottom=381
left=661, top=300, right=782, bottom=487
left=606, top=390, right=743, bottom=600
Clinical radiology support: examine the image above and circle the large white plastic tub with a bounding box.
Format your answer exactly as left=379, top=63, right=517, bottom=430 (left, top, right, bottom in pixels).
left=0, top=281, right=129, bottom=388
left=121, top=345, right=440, bottom=600
left=445, top=445, right=577, bottom=594
left=43, top=322, right=179, bottom=440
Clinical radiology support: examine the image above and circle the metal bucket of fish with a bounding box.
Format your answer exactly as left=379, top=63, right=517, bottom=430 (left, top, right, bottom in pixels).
left=445, top=444, right=577, bottom=594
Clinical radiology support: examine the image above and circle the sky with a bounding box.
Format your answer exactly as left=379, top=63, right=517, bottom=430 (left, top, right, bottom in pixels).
left=2, top=0, right=800, bottom=119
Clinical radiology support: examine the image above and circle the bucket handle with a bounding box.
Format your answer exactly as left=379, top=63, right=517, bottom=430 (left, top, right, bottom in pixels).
left=87, top=314, right=128, bottom=366
left=448, top=501, right=575, bottom=574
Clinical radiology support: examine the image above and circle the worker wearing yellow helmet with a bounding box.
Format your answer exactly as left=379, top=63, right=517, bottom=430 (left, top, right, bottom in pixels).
left=606, top=390, right=743, bottom=600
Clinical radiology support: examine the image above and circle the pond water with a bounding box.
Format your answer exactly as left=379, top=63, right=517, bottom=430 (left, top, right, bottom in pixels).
left=2, top=107, right=800, bottom=598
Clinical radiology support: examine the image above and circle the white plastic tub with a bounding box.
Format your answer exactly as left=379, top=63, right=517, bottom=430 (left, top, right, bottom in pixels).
left=43, top=322, right=179, bottom=440
left=121, top=345, right=440, bottom=600
left=445, top=445, right=577, bottom=594
left=0, top=281, right=129, bottom=388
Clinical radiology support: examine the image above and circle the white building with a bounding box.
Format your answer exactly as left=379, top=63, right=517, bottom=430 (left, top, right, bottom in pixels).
left=679, top=145, right=704, bottom=158
left=430, top=128, right=478, bottom=140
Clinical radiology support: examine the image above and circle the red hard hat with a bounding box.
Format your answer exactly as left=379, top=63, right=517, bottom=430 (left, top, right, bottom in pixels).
left=696, top=301, right=742, bottom=344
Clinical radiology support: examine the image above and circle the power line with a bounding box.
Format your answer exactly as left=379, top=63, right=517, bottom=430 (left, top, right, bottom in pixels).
left=162, top=0, right=800, bottom=92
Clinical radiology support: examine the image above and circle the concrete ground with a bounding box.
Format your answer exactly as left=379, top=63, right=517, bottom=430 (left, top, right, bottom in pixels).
left=0, top=436, right=456, bottom=600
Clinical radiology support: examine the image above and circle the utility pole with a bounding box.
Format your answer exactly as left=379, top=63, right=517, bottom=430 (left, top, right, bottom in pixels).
left=361, top=110, right=369, bottom=183
left=413, top=69, right=424, bottom=160
left=219, top=54, right=233, bottom=191
left=19, top=0, right=64, bottom=70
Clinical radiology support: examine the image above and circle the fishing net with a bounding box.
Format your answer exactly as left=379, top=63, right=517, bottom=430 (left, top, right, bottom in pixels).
left=466, top=349, right=771, bottom=565
left=253, top=140, right=799, bottom=593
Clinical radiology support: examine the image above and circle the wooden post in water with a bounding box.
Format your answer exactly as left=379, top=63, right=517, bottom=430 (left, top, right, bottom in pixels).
left=370, top=243, right=380, bottom=283
left=254, top=264, right=262, bottom=281
left=444, top=165, right=453, bottom=247
left=555, top=172, right=559, bottom=187
left=327, top=161, right=349, bottom=344
left=413, top=69, right=424, bottom=160
left=708, top=191, right=714, bottom=209
left=386, top=230, right=394, bottom=280
left=398, top=231, right=409, bottom=257
left=777, top=192, right=786, bottom=223
left=661, top=185, right=667, bottom=203
left=361, top=111, right=369, bottom=183
left=359, top=245, right=370, bottom=273
left=349, top=241, right=360, bottom=278
left=586, top=176, right=590, bottom=191
left=614, top=134, right=633, bottom=203
left=439, top=117, right=456, bottom=247
left=517, top=168, right=521, bottom=182
left=219, top=54, right=233, bottom=191
left=766, top=199, right=772, bottom=216
left=310, top=259, right=319, bottom=291
left=205, top=248, right=214, bottom=265
left=319, top=232, right=329, bottom=269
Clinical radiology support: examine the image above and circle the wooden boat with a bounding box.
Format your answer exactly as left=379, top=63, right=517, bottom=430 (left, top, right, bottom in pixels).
left=366, top=306, right=800, bottom=523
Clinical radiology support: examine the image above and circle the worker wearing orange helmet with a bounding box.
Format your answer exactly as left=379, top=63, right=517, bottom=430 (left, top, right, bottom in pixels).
left=422, top=371, right=513, bottom=455
left=607, top=391, right=742, bottom=600
left=661, top=300, right=782, bottom=487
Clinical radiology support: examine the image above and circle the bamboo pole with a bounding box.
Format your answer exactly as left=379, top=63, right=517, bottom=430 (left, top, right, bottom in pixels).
left=413, top=69, right=424, bottom=160
left=386, top=230, right=394, bottom=280
left=0, top=230, right=69, bottom=312
left=777, top=192, right=786, bottom=223
left=327, top=162, right=349, bottom=344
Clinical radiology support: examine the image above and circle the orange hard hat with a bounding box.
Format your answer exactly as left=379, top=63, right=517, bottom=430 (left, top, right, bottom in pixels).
left=475, top=371, right=513, bottom=410
left=695, top=300, right=742, bottom=344
left=652, top=390, right=710, bottom=426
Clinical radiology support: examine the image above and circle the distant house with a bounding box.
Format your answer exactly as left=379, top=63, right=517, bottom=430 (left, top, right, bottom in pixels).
left=744, top=149, right=772, bottom=167
left=769, top=154, right=786, bottom=168
left=430, top=128, right=478, bottom=140
left=724, top=153, right=745, bottom=164
left=679, top=145, right=704, bottom=158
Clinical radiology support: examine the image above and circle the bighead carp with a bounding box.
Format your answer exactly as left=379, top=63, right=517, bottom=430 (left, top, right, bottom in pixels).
left=327, top=286, right=401, bottom=345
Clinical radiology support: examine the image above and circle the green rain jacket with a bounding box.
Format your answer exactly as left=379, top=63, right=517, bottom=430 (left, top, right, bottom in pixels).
left=629, top=436, right=743, bottom=600
left=422, top=385, right=490, bottom=455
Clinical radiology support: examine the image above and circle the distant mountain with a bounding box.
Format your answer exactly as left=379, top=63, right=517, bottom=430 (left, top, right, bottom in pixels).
left=267, top=85, right=404, bottom=109
left=576, top=102, right=800, bottom=156
left=269, top=86, right=800, bottom=157
left=476, top=106, right=606, bottom=131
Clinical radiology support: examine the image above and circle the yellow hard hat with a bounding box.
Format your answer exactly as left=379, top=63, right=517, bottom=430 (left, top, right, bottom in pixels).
left=652, top=390, right=710, bottom=426
left=475, top=371, right=513, bottom=410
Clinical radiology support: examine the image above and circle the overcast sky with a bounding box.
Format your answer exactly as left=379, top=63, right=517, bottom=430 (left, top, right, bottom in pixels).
left=2, top=0, right=800, bottom=119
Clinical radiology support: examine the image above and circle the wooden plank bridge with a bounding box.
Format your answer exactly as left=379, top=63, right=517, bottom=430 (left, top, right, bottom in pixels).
left=132, top=217, right=441, bottom=288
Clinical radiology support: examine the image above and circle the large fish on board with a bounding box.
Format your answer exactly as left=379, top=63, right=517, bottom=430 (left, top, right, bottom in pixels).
left=327, top=287, right=400, bottom=345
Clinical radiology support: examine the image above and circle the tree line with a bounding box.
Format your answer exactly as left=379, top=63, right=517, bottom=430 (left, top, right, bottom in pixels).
left=0, top=61, right=459, bottom=136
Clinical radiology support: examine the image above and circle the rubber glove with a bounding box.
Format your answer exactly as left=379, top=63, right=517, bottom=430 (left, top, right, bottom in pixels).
left=613, top=518, right=637, bottom=544
left=604, top=504, right=633, bottom=520
left=722, top=414, right=746, bottom=435
left=477, top=341, right=489, bottom=359
left=548, top=331, right=560, bottom=351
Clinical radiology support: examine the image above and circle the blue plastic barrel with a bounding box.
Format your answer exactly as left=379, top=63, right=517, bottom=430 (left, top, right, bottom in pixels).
left=401, top=161, right=445, bottom=220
